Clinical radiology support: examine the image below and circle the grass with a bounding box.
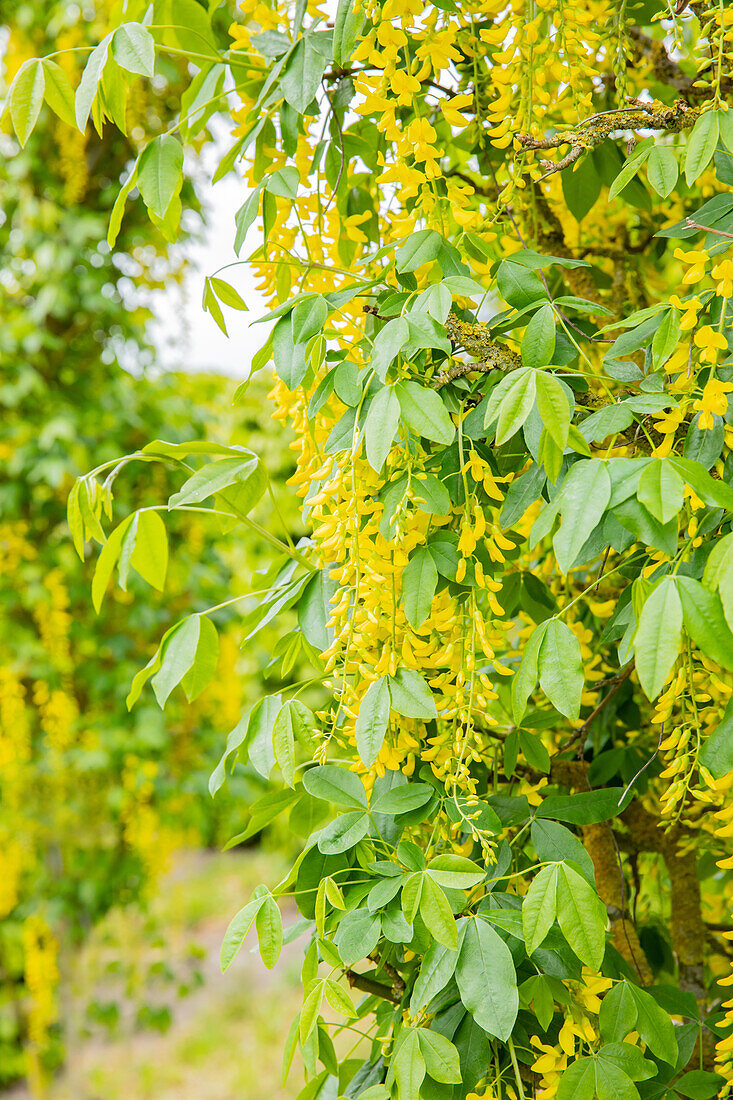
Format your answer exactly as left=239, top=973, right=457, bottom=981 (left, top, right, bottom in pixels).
left=28, top=847, right=307, bottom=1100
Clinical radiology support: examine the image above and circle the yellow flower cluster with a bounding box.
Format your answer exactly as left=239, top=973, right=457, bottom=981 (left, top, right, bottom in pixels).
left=22, top=914, right=59, bottom=1085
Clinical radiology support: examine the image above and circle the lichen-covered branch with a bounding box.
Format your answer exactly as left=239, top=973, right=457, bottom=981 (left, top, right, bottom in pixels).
left=516, top=99, right=700, bottom=179
left=434, top=313, right=522, bottom=387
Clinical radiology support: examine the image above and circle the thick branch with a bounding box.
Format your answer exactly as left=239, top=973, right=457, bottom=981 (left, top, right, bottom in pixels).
left=345, top=968, right=402, bottom=1004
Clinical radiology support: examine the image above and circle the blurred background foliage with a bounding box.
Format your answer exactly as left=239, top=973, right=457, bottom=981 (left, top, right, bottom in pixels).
left=0, top=1, right=296, bottom=1091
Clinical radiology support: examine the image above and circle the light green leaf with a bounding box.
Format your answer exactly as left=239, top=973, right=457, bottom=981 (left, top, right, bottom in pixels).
left=522, top=863, right=558, bottom=954
left=388, top=668, right=437, bottom=720
left=151, top=615, right=201, bottom=706
left=371, top=317, right=409, bottom=382
left=129, top=510, right=168, bottom=591
left=10, top=59, right=45, bottom=147
left=75, top=34, right=112, bottom=131
left=455, top=917, right=518, bottom=1041
left=647, top=145, right=679, bottom=197
left=396, top=382, right=455, bottom=446
left=291, top=295, right=328, bottom=344
left=41, top=60, right=76, bottom=127
left=511, top=620, right=550, bottom=725
left=256, top=895, right=282, bottom=970
left=638, top=458, right=684, bottom=525
left=634, top=577, right=682, bottom=700
left=536, top=371, right=571, bottom=450
left=409, top=941, right=457, bottom=1012
left=553, top=459, right=611, bottom=573
left=495, top=368, right=537, bottom=445
left=417, top=1030, right=462, bottom=1085
left=678, top=576, right=733, bottom=672
left=168, top=454, right=259, bottom=508
left=92, top=516, right=133, bottom=612
left=280, top=36, right=327, bottom=114
left=538, top=619, right=584, bottom=721
left=138, top=134, right=184, bottom=218
left=365, top=386, right=400, bottom=473
left=181, top=615, right=219, bottom=702
left=522, top=303, right=556, bottom=368
left=302, top=764, right=367, bottom=809
left=396, top=230, right=442, bottom=273
left=272, top=700, right=299, bottom=786
left=685, top=111, right=720, bottom=185
left=402, top=546, right=438, bottom=629
left=355, top=677, right=391, bottom=768
left=555, top=863, right=607, bottom=970
left=608, top=140, right=653, bottom=199
left=420, top=874, right=459, bottom=950
left=112, top=22, right=156, bottom=77
left=220, top=892, right=266, bottom=971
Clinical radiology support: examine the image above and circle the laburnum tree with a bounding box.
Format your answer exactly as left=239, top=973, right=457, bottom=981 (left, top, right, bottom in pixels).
left=9, top=0, right=733, bottom=1097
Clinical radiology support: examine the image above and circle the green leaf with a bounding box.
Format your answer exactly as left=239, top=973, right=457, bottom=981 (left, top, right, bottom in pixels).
left=634, top=577, right=682, bottom=700
left=536, top=789, right=626, bottom=825
left=685, top=111, right=720, bottom=186
left=522, top=304, right=556, bottom=368
left=608, top=141, right=653, bottom=199
left=536, top=371, right=571, bottom=450
left=365, top=386, right=400, bottom=473
left=637, top=458, right=684, bottom=525
left=426, top=854, right=485, bottom=890
left=92, top=516, right=133, bottom=612
left=396, top=230, right=442, bottom=273
left=371, top=317, right=409, bottom=382
left=455, top=917, right=518, bottom=1041
left=523, top=863, right=558, bottom=954
left=390, top=1029, right=426, bottom=1099
left=10, top=59, right=45, bottom=147
left=291, top=295, right=328, bottom=343
left=599, top=982, right=638, bottom=1044
left=112, top=22, right=156, bottom=77
left=371, top=784, right=433, bottom=814
left=553, top=459, right=611, bottom=573
left=396, top=382, right=455, bottom=446
left=409, top=941, right=457, bottom=1012
left=420, top=875, right=458, bottom=950
left=180, top=615, right=219, bottom=702
left=129, top=510, right=168, bottom=591
left=302, top=765, right=367, bottom=809
left=674, top=1070, right=727, bottom=1099
left=168, top=454, right=259, bottom=508
left=151, top=615, right=201, bottom=706
left=402, top=546, right=438, bottom=629
left=273, top=314, right=308, bottom=390
left=417, top=1030, right=462, bottom=1085
left=555, top=863, right=607, bottom=970
left=355, top=677, right=391, bottom=768
left=41, top=60, right=76, bottom=127
left=388, top=668, right=437, bottom=720
left=280, top=36, right=327, bottom=114
left=495, top=369, right=538, bottom=446
left=138, top=135, right=184, bottom=218
left=531, top=820, right=595, bottom=884
left=677, top=576, right=733, bottom=672
left=220, top=892, right=267, bottom=971
left=699, top=694, right=733, bottom=778
left=538, top=619, right=584, bottom=721
left=556, top=1057, right=597, bottom=1100
left=273, top=700, right=301, bottom=786
left=75, top=34, right=112, bottom=131
left=668, top=455, right=733, bottom=512
left=323, top=979, right=356, bottom=1019
left=317, top=811, right=370, bottom=855
left=333, top=0, right=363, bottom=66
left=512, top=620, right=552, bottom=725
left=627, top=983, right=678, bottom=1065
left=256, top=895, right=282, bottom=970
left=647, top=145, right=679, bottom=197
